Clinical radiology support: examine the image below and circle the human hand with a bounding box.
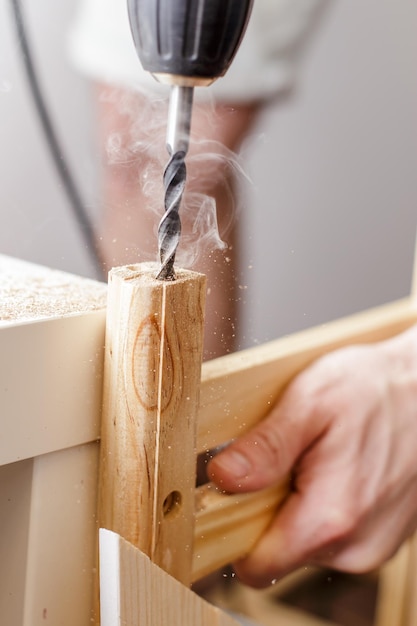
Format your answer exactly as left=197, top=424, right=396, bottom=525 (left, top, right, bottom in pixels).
left=208, top=326, right=417, bottom=587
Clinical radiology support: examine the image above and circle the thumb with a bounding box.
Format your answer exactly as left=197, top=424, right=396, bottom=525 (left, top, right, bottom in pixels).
left=207, top=392, right=321, bottom=493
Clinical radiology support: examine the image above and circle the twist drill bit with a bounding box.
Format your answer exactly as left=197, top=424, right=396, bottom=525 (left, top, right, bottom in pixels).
left=156, top=85, right=193, bottom=281
left=156, top=150, right=185, bottom=280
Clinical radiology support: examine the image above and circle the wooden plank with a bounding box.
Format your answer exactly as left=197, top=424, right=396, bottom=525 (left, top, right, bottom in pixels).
left=0, top=315, right=105, bottom=466
left=0, top=255, right=106, bottom=466
left=99, top=263, right=206, bottom=585
left=192, top=481, right=288, bottom=582
left=99, top=529, right=241, bottom=626
left=198, top=298, right=417, bottom=453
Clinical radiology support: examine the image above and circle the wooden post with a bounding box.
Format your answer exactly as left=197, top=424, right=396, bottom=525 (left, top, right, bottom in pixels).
left=99, top=263, right=206, bottom=585
left=0, top=255, right=107, bottom=626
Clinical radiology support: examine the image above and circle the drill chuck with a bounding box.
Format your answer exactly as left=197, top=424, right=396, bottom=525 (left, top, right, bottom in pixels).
left=127, top=0, right=253, bottom=85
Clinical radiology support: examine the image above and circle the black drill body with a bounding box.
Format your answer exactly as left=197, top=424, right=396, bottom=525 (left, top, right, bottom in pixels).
left=128, top=0, right=252, bottom=83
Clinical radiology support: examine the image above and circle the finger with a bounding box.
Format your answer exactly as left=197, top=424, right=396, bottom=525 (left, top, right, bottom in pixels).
left=232, top=491, right=308, bottom=587
left=233, top=481, right=354, bottom=587
left=208, top=384, right=324, bottom=492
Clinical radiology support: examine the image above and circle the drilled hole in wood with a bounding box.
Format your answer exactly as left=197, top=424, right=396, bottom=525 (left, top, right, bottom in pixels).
left=163, top=491, right=182, bottom=517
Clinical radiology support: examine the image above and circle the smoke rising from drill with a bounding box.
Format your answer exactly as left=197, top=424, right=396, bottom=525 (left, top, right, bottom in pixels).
left=103, top=89, right=250, bottom=269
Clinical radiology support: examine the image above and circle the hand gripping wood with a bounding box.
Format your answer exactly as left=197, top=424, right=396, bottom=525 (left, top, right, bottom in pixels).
left=98, top=262, right=417, bottom=626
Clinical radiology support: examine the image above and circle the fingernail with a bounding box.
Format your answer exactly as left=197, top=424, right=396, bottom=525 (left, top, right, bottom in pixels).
left=214, top=449, right=252, bottom=479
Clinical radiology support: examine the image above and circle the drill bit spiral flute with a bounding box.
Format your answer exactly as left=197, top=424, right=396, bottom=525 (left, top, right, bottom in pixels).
left=127, top=0, right=253, bottom=280
left=158, top=86, right=193, bottom=280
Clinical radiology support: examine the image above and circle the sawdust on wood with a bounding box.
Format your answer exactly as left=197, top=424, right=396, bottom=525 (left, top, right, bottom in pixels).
left=0, top=256, right=107, bottom=324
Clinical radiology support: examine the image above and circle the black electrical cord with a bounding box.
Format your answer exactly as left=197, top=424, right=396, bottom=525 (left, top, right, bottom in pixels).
left=9, top=0, right=105, bottom=279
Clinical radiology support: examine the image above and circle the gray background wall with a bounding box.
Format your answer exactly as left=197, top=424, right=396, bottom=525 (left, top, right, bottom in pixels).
left=240, top=0, right=417, bottom=346
left=1, top=0, right=416, bottom=348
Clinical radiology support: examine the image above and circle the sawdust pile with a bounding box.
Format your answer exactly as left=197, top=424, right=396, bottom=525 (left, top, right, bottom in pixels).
left=0, top=256, right=107, bottom=324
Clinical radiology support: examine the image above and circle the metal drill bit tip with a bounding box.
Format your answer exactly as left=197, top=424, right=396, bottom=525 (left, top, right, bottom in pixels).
left=156, top=150, right=186, bottom=281
left=156, top=85, right=193, bottom=281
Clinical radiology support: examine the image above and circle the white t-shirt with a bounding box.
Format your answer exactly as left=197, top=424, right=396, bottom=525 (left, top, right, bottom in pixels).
left=69, top=0, right=327, bottom=102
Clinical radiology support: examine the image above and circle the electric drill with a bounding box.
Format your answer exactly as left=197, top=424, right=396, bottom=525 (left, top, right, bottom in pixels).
left=127, top=0, right=253, bottom=279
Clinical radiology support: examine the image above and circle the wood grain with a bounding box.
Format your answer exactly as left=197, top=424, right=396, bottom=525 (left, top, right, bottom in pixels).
left=99, top=529, right=240, bottom=626
left=192, top=481, right=288, bottom=581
